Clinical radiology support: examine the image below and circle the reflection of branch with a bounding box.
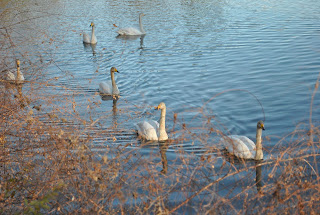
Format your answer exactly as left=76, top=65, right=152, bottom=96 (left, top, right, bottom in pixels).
left=1, top=13, right=56, bottom=29
left=5, top=28, right=16, bottom=56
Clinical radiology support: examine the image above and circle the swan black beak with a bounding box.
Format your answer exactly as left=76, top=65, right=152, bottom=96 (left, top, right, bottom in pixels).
left=262, top=124, right=265, bottom=130
left=155, top=105, right=160, bottom=110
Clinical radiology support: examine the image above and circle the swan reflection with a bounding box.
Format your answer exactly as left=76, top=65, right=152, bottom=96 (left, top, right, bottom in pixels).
left=116, top=35, right=145, bottom=49
left=159, top=142, right=169, bottom=174
left=83, top=42, right=97, bottom=56
left=255, top=160, right=263, bottom=193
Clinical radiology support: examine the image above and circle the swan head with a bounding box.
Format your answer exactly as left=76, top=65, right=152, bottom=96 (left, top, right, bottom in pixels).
left=16, top=59, right=20, bottom=67
left=110, top=67, right=119, bottom=73
left=139, top=13, right=145, bottom=17
left=90, top=22, right=95, bottom=27
left=155, top=102, right=166, bottom=110
left=257, top=120, right=265, bottom=130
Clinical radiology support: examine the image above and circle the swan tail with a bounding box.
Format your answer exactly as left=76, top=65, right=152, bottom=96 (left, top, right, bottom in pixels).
left=2, top=70, right=15, bottom=81
left=83, top=33, right=90, bottom=43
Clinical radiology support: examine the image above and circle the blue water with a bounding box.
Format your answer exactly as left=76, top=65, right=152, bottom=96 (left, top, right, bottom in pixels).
left=2, top=0, right=320, bottom=151
left=31, top=0, right=319, bottom=145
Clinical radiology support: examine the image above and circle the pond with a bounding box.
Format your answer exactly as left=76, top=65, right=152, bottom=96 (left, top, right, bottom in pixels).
left=1, top=0, right=320, bottom=213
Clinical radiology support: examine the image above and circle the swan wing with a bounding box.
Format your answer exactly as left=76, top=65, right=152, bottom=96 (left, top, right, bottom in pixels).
left=99, top=81, right=112, bottom=95
left=117, top=27, right=142, bottom=36
left=1, top=70, right=15, bottom=81
left=232, top=135, right=256, bottom=151
left=135, top=120, right=159, bottom=141
left=224, top=135, right=255, bottom=159
left=83, top=32, right=91, bottom=43
left=147, top=120, right=160, bottom=136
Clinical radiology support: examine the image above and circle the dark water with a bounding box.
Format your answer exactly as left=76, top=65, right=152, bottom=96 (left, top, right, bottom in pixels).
left=1, top=0, right=320, bottom=211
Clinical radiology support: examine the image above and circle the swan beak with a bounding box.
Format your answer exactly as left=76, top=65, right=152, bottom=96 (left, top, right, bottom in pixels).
left=262, top=124, right=265, bottom=130
left=155, top=105, right=160, bottom=110
left=116, top=69, right=119, bottom=73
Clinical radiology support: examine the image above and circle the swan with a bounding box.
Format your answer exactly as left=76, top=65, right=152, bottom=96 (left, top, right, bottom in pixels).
left=83, top=22, right=97, bottom=44
left=99, top=67, right=120, bottom=97
left=222, top=120, right=265, bottom=160
left=136, top=102, right=168, bottom=141
left=1, top=59, right=24, bottom=83
left=117, top=13, right=146, bottom=36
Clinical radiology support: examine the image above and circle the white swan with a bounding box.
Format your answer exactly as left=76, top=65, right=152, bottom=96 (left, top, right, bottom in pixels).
left=99, top=67, right=120, bottom=97
left=136, top=102, right=168, bottom=141
left=117, top=13, right=146, bottom=36
left=222, top=120, right=265, bottom=160
left=83, top=22, right=97, bottom=44
left=1, top=59, right=25, bottom=83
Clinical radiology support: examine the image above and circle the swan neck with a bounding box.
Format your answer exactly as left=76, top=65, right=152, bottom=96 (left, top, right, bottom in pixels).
left=16, top=66, right=22, bottom=80
left=91, top=25, right=95, bottom=42
left=159, top=107, right=168, bottom=141
left=110, top=72, right=118, bottom=94
left=255, top=128, right=263, bottom=160
left=110, top=72, right=116, bottom=87
left=139, top=15, right=145, bottom=34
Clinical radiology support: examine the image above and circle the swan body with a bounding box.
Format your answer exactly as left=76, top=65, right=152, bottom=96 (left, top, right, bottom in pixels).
left=117, top=27, right=143, bottom=36
left=223, top=135, right=256, bottom=159
left=222, top=121, right=265, bottom=160
left=83, top=22, right=97, bottom=44
left=99, top=67, right=120, bottom=96
left=117, top=13, right=146, bottom=36
left=136, top=120, right=160, bottom=141
left=136, top=102, right=168, bottom=141
left=1, top=60, right=24, bottom=83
